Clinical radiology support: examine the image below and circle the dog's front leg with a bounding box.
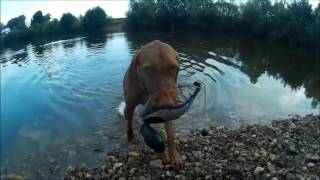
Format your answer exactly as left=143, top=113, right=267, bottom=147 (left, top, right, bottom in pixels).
left=124, top=101, right=136, bottom=141
left=164, top=121, right=182, bottom=168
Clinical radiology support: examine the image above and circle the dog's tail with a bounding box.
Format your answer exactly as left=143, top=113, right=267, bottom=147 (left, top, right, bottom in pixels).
left=117, top=101, right=126, bottom=117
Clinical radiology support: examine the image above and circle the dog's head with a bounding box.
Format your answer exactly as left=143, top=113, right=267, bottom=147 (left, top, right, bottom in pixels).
left=134, top=40, right=179, bottom=108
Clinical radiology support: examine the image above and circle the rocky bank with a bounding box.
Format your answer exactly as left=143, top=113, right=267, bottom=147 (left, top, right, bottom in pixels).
left=63, top=115, right=320, bottom=180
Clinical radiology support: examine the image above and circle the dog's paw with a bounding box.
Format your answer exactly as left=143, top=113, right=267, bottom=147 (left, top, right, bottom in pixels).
left=168, top=147, right=183, bottom=169
left=160, top=152, right=170, bottom=165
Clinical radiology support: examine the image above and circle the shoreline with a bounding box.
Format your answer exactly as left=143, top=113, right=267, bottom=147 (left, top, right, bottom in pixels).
left=63, top=115, right=320, bottom=179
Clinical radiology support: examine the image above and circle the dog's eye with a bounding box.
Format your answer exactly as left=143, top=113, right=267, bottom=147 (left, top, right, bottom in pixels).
left=169, top=66, right=177, bottom=70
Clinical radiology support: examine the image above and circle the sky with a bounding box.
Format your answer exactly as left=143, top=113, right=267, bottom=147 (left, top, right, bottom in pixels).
left=0, top=0, right=129, bottom=24
left=1, top=0, right=319, bottom=24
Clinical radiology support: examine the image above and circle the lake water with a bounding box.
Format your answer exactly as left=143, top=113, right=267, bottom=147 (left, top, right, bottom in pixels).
left=1, top=31, right=319, bottom=178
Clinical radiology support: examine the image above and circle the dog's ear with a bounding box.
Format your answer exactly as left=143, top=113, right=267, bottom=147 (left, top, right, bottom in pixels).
left=175, top=52, right=180, bottom=80
left=176, top=52, right=180, bottom=62
left=133, top=50, right=141, bottom=67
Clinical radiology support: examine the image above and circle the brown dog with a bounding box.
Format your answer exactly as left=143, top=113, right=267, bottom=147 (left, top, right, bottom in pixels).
left=123, top=40, right=182, bottom=168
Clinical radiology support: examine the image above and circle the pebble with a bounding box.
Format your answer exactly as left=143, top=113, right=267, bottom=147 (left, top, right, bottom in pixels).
left=254, top=166, right=264, bottom=176
left=287, top=144, right=298, bottom=155
left=85, top=173, right=92, bottom=178
left=181, top=155, right=187, bottom=161
left=306, top=175, right=320, bottom=180
left=130, top=168, right=137, bottom=174
left=269, top=154, right=277, bottom=161
left=302, top=166, right=308, bottom=171
left=194, top=167, right=201, bottom=174
left=201, top=129, right=209, bottom=136
left=129, top=151, right=140, bottom=158
left=307, top=162, right=315, bottom=168
left=119, top=177, right=126, bottom=180
left=149, top=159, right=163, bottom=168
left=66, top=166, right=74, bottom=172
left=286, top=172, right=296, bottom=180
left=192, top=151, right=203, bottom=160
left=113, top=163, right=123, bottom=170
left=166, top=171, right=172, bottom=177
left=306, top=154, right=320, bottom=162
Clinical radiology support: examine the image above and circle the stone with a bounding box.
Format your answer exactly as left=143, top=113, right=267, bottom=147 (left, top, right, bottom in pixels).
left=267, top=162, right=276, bottom=175
left=182, top=155, right=187, bottom=161
left=149, top=159, right=163, bottom=168
left=113, top=163, right=123, bottom=170
left=139, top=176, right=146, bottom=180
left=269, top=154, right=277, bottom=161
left=130, top=168, right=137, bottom=174
left=307, top=162, right=315, bottom=168
left=145, top=174, right=152, bottom=180
left=129, top=151, right=140, bottom=158
left=119, top=177, right=126, bottom=180
left=286, top=173, right=296, bottom=180
left=306, top=154, right=320, bottom=162
left=67, top=166, right=75, bottom=172
left=166, top=171, right=172, bottom=177
left=85, top=173, right=92, bottom=178
left=201, top=129, right=209, bottom=136
left=254, top=167, right=264, bottom=176
left=287, top=144, right=298, bottom=155
left=302, top=166, right=308, bottom=171
left=205, top=175, right=211, bottom=180
left=306, top=175, right=320, bottom=180
left=192, top=151, right=203, bottom=160
left=194, top=167, right=201, bottom=174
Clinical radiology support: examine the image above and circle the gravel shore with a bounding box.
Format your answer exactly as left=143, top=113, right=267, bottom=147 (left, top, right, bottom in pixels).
left=63, top=115, right=320, bottom=180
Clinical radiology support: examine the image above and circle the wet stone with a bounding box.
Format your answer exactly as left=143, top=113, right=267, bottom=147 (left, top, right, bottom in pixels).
left=254, top=167, right=264, bottom=176
left=149, top=159, right=163, bottom=168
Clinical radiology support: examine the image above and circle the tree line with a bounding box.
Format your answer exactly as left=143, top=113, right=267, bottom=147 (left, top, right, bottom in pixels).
left=126, top=0, right=320, bottom=48
left=0, top=6, right=110, bottom=47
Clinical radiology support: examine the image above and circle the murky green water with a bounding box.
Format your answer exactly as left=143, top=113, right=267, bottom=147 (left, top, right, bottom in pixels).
left=1, top=31, right=319, bottom=178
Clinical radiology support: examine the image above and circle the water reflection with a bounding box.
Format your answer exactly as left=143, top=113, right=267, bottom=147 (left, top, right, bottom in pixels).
left=85, top=34, right=108, bottom=55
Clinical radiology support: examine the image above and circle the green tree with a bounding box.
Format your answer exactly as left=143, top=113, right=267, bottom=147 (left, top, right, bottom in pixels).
left=82, top=6, right=108, bottom=32
left=31, top=10, right=51, bottom=27
left=287, top=0, right=314, bottom=45
left=42, top=18, right=60, bottom=35
left=7, top=15, right=27, bottom=31
left=241, top=0, right=273, bottom=37
left=59, top=13, right=82, bottom=33
left=269, top=1, right=291, bottom=40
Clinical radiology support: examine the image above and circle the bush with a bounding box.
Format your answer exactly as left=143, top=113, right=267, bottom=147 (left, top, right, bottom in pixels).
left=59, top=13, right=82, bottom=33
left=82, top=6, right=108, bottom=32
left=42, top=18, right=60, bottom=35
left=126, top=0, right=320, bottom=48
left=31, top=10, right=51, bottom=27
left=7, top=15, right=27, bottom=31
